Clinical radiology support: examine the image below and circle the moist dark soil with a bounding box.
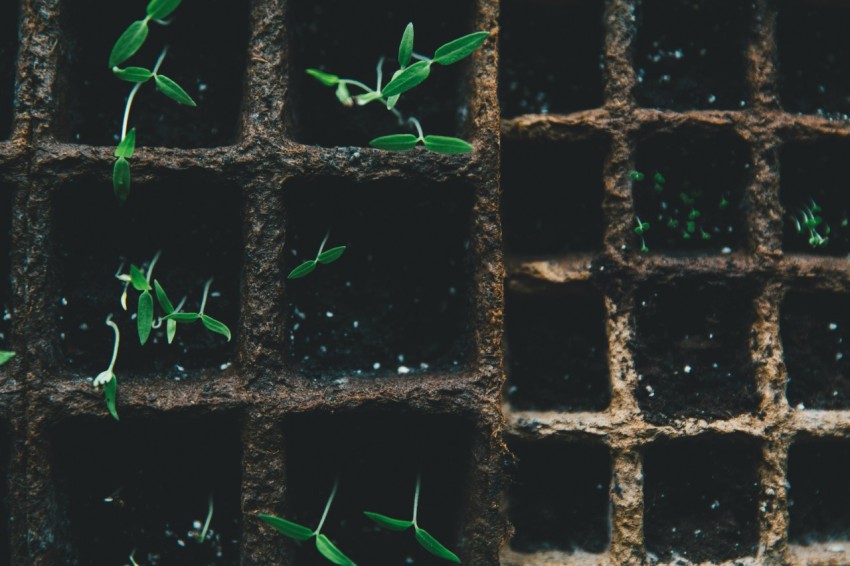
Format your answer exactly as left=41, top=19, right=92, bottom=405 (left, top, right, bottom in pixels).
left=51, top=416, right=242, bottom=565
left=779, top=0, right=850, bottom=119
left=0, top=0, right=18, bottom=140
left=286, top=0, right=477, bottom=148
left=643, top=435, right=760, bottom=563
left=788, top=438, right=850, bottom=544
left=54, top=174, right=242, bottom=377
left=780, top=140, right=850, bottom=256
left=633, top=128, right=750, bottom=254
left=58, top=0, right=249, bottom=148
left=499, top=0, right=603, bottom=117
left=634, top=0, right=751, bottom=111
left=508, top=439, right=610, bottom=554
left=282, top=411, right=472, bottom=565
left=0, top=424, right=9, bottom=565
left=1, top=186, right=11, bottom=353
left=504, top=284, right=610, bottom=412
left=284, top=178, right=473, bottom=379
left=632, top=279, right=758, bottom=423
left=501, top=138, right=605, bottom=256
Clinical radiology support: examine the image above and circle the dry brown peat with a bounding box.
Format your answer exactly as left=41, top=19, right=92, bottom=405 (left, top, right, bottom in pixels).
left=3, top=0, right=850, bottom=565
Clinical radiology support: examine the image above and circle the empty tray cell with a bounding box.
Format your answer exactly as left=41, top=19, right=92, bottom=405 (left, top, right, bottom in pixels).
left=634, top=0, right=750, bottom=111
left=58, top=0, right=249, bottom=147
left=508, top=439, right=610, bottom=554
left=780, top=0, right=850, bottom=118
left=789, top=438, right=850, bottom=544
left=0, top=186, right=11, bottom=354
left=0, top=0, right=18, bottom=139
left=284, top=178, right=473, bottom=378
left=499, top=0, right=603, bottom=117
left=633, top=128, right=750, bottom=253
left=281, top=411, right=472, bottom=565
left=286, top=0, right=477, bottom=148
left=55, top=175, right=242, bottom=376
left=504, top=284, right=610, bottom=412
left=51, top=416, right=242, bottom=565
left=502, top=138, right=606, bottom=256
left=644, top=435, right=760, bottom=563
left=780, top=140, right=850, bottom=256
left=633, top=279, right=758, bottom=423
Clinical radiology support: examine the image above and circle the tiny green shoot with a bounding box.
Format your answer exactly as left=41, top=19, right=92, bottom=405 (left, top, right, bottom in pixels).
left=115, top=251, right=161, bottom=345
left=194, top=494, right=214, bottom=544
left=790, top=199, right=830, bottom=249
left=634, top=216, right=650, bottom=254
left=161, top=278, right=232, bottom=342
left=0, top=351, right=14, bottom=366
left=129, top=550, right=141, bottom=566
left=93, top=314, right=121, bottom=421
left=288, top=231, right=346, bottom=280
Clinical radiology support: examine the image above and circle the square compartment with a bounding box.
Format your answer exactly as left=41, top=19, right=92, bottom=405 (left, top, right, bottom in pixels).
left=54, top=174, right=243, bottom=377
left=789, top=438, right=850, bottom=544
left=281, top=411, right=473, bottom=565
left=285, top=0, right=477, bottom=147
left=499, top=0, right=604, bottom=117
left=779, top=0, right=850, bottom=118
left=632, top=128, right=750, bottom=253
left=0, top=0, right=19, bottom=140
left=634, top=0, right=751, bottom=111
left=633, top=279, right=758, bottom=423
left=51, top=415, right=242, bottom=565
left=780, top=140, right=850, bottom=256
left=1, top=185, right=11, bottom=353
left=502, top=138, right=606, bottom=256
left=643, top=435, right=760, bottom=563
left=508, top=439, right=611, bottom=554
left=504, top=284, right=610, bottom=412
left=284, top=178, right=473, bottom=378
left=57, top=0, right=250, bottom=147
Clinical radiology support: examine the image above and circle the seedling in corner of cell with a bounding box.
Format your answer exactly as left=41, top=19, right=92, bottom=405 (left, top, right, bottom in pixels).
left=258, top=477, right=356, bottom=566
left=634, top=216, right=650, bottom=254
left=0, top=350, right=14, bottom=366
left=192, top=494, right=215, bottom=544
left=790, top=199, right=830, bottom=249
left=160, top=278, right=232, bottom=342
left=363, top=473, right=461, bottom=563
left=288, top=231, right=346, bottom=279
left=93, top=314, right=121, bottom=421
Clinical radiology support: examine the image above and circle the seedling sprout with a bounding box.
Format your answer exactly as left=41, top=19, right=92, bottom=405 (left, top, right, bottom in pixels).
left=161, top=278, right=232, bottom=342
left=790, top=199, right=830, bottom=249
left=288, top=231, right=347, bottom=280
left=192, top=494, right=215, bottom=544
left=93, top=314, right=121, bottom=421
left=0, top=350, right=13, bottom=366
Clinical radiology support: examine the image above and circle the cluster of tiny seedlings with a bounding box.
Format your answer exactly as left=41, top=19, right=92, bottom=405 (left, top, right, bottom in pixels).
left=288, top=231, right=347, bottom=280
left=110, top=0, right=197, bottom=203
left=307, top=23, right=488, bottom=153
left=788, top=199, right=832, bottom=249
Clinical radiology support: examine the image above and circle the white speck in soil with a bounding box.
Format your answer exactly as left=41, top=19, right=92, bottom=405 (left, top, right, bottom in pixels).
left=293, top=323, right=300, bottom=331
left=193, top=520, right=203, bottom=530
left=711, top=500, right=720, bottom=510
left=684, top=365, right=692, bottom=374
left=319, top=345, right=327, bottom=354
left=175, top=364, right=185, bottom=372
left=177, top=539, right=186, bottom=547
left=722, top=246, right=732, bottom=254
left=828, top=545, right=845, bottom=553
left=333, top=377, right=348, bottom=386
left=829, top=322, right=838, bottom=330
left=694, top=529, right=702, bottom=537
left=707, top=94, right=716, bottom=104
left=740, top=100, right=747, bottom=107
left=199, top=83, right=208, bottom=92
left=507, top=385, right=518, bottom=395
left=420, top=363, right=429, bottom=370
left=60, top=332, right=65, bottom=340
left=398, top=354, right=405, bottom=363
left=220, top=362, right=231, bottom=370
left=79, top=323, right=88, bottom=331
left=373, top=362, right=381, bottom=370
left=398, top=365, right=410, bottom=374
left=646, top=385, right=655, bottom=397
left=61, top=297, right=68, bottom=306
left=837, top=353, right=844, bottom=361
left=326, top=311, right=334, bottom=318
left=796, top=402, right=806, bottom=410
left=448, top=286, right=456, bottom=296
left=353, top=320, right=359, bottom=329
left=294, top=308, right=307, bottom=320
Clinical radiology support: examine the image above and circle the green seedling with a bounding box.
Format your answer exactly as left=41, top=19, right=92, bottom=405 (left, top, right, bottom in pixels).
left=129, top=550, right=141, bottom=566
left=0, top=351, right=14, bottom=366
left=258, top=477, right=356, bottom=566
left=109, top=0, right=183, bottom=69
left=790, top=199, right=830, bottom=249
left=116, top=250, right=161, bottom=345
left=634, top=216, right=650, bottom=254
left=161, top=278, right=232, bottom=342
left=193, top=494, right=214, bottom=544
left=306, top=23, right=488, bottom=153
left=363, top=473, right=461, bottom=563
left=288, top=231, right=346, bottom=280
left=93, top=314, right=121, bottom=421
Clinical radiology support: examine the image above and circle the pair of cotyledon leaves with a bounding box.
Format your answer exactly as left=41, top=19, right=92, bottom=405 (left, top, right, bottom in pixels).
left=288, top=240, right=347, bottom=280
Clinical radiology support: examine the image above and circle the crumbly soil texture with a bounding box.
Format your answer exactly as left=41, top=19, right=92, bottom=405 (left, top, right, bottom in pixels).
left=788, top=438, right=850, bottom=544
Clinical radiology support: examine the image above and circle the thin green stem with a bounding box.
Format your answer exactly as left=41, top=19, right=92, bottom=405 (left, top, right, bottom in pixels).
left=105, top=314, right=120, bottom=374
left=120, top=47, right=169, bottom=140
left=199, top=278, right=213, bottom=315
left=411, top=52, right=432, bottom=63
left=376, top=56, right=385, bottom=91
left=315, top=477, right=339, bottom=535
left=409, top=117, right=425, bottom=140
left=199, top=494, right=214, bottom=543
left=412, top=472, right=421, bottom=526
left=145, top=250, right=161, bottom=283
left=339, top=79, right=375, bottom=94
left=317, top=231, right=330, bottom=257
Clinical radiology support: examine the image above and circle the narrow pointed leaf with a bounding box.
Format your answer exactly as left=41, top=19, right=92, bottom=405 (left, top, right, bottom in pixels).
left=113, top=66, right=153, bottom=83
left=288, top=260, right=317, bottom=279
left=381, top=60, right=431, bottom=97
left=201, top=315, right=231, bottom=342
left=113, top=157, right=131, bottom=203
left=335, top=82, right=352, bottom=106
left=129, top=265, right=150, bottom=291
left=0, top=351, right=15, bottom=366
left=163, top=312, right=200, bottom=323
left=167, top=319, right=177, bottom=344
left=315, top=534, right=356, bottom=566
left=415, top=527, right=460, bottom=563
left=306, top=68, right=340, bottom=86
left=317, top=246, right=346, bottom=265
left=257, top=514, right=314, bottom=541
left=433, top=31, right=489, bottom=65
left=153, top=280, right=174, bottom=314
left=369, top=134, right=419, bottom=151
left=355, top=92, right=382, bottom=105
left=104, top=375, right=119, bottom=421
left=398, top=22, right=414, bottom=68
left=137, top=291, right=154, bottom=345
left=114, top=128, right=136, bottom=158
left=363, top=511, right=413, bottom=531
left=146, top=0, right=181, bottom=20
left=109, top=20, right=149, bottom=68
left=422, top=135, right=474, bottom=154
left=155, top=74, right=197, bottom=106
left=386, top=94, right=401, bottom=110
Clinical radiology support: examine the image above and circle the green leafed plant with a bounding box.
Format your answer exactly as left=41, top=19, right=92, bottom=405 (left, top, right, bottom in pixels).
left=363, top=473, right=461, bottom=563
left=93, top=314, right=121, bottom=421
left=306, top=23, right=488, bottom=153
left=0, top=350, right=14, bottom=366
left=259, top=477, right=356, bottom=566
left=160, top=278, right=232, bottom=342
left=634, top=216, right=650, bottom=254
left=288, top=231, right=346, bottom=280
left=790, top=199, right=830, bottom=249
left=115, top=250, right=161, bottom=345
left=193, top=495, right=215, bottom=544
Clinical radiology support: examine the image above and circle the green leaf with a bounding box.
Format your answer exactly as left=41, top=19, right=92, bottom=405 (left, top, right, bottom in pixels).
left=114, top=128, right=137, bottom=158
left=113, top=66, right=153, bottom=83
left=415, top=527, right=460, bottom=563
left=146, top=0, right=181, bottom=20
left=109, top=20, right=149, bottom=68
left=386, top=94, right=401, bottom=111
left=288, top=260, right=317, bottom=279
left=258, top=514, right=314, bottom=541
left=398, top=22, right=414, bottom=68
left=369, top=134, right=420, bottom=151
left=163, top=312, right=201, bottom=323
left=335, top=82, right=352, bottom=106
left=355, top=92, right=382, bottom=105
left=153, top=280, right=174, bottom=314
left=201, top=315, right=231, bottom=342
left=422, top=136, right=474, bottom=154
left=137, top=291, right=154, bottom=345
left=129, top=265, right=150, bottom=291
left=167, top=319, right=177, bottom=344
left=306, top=68, right=340, bottom=86
left=315, top=534, right=356, bottom=566
left=317, top=246, right=346, bottom=265
left=155, top=75, right=197, bottom=106
left=0, top=351, right=14, bottom=366
left=381, top=60, right=431, bottom=97
left=363, top=511, right=413, bottom=531
left=104, top=375, right=119, bottom=421
left=113, top=157, right=131, bottom=203
left=433, top=31, right=489, bottom=65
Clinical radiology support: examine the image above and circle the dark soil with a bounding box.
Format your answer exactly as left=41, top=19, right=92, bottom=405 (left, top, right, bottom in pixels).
left=788, top=438, right=850, bottom=544
left=779, top=140, right=850, bottom=256
left=782, top=291, right=850, bottom=410
left=58, top=0, right=249, bottom=147
left=633, top=128, right=750, bottom=253
left=0, top=0, right=18, bottom=140
left=1, top=185, right=11, bottom=352
left=282, top=411, right=472, bottom=565
left=0, top=423, right=9, bottom=565
left=499, top=0, right=603, bottom=117
left=643, top=435, right=760, bottom=563
left=286, top=0, right=478, bottom=148
left=51, top=415, right=242, bottom=565
left=634, top=0, right=751, bottom=111
left=504, top=284, right=610, bottom=412
left=501, top=138, right=605, bottom=256
left=508, top=439, right=610, bottom=554
left=284, top=178, right=473, bottom=379
left=779, top=0, right=850, bottom=119
left=632, top=279, right=758, bottom=423
left=54, top=174, right=242, bottom=377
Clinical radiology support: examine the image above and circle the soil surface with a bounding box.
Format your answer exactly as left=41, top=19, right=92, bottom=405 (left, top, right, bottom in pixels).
left=0, top=186, right=11, bottom=353
left=788, top=438, right=850, bottom=544
left=0, top=0, right=17, bottom=139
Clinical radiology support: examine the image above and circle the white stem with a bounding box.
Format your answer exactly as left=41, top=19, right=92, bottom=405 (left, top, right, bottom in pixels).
left=409, top=117, right=425, bottom=140
left=376, top=56, right=385, bottom=90
left=411, top=52, right=431, bottom=62
left=412, top=473, right=421, bottom=526
left=317, top=231, right=331, bottom=257
left=340, top=79, right=375, bottom=94
left=199, top=278, right=213, bottom=315
left=315, top=477, right=339, bottom=535
left=105, top=314, right=120, bottom=373
left=120, top=47, right=169, bottom=141
left=199, top=495, right=214, bottom=543
left=146, top=250, right=161, bottom=283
